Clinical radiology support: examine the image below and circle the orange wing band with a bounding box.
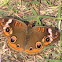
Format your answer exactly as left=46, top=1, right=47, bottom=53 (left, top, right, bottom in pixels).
left=38, top=27, right=41, bottom=31
left=42, top=28, right=44, bottom=32
left=15, top=21, right=18, bottom=26
left=19, top=23, right=21, bottom=27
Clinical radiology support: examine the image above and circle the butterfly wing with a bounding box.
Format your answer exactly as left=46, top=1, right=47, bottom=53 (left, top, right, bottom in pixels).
left=0, top=18, right=28, bottom=51
left=0, top=18, right=60, bottom=54
left=25, top=26, right=60, bottom=54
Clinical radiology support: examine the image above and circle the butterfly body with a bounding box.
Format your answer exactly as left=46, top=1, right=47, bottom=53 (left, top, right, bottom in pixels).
left=0, top=17, right=60, bottom=54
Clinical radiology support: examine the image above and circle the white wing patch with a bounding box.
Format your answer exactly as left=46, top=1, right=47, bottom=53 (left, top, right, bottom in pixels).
left=48, top=28, right=53, bottom=41
left=3, top=19, right=12, bottom=30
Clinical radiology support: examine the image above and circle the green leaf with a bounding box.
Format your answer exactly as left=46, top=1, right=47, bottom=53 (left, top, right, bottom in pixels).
left=0, top=11, right=4, bottom=15
left=31, top=8, right=37, bottom=15
left=44, top=0, right=53, bottom=6
left=7, top=4, right=12, bottom=10
left=31, top=1, right=39, bottom=4
left=57, top=5, right=61, bottom=48
left=23, top=15, right=62, bottom=21
left=58, top=5, right=61, bottom=18
left=45, top=59, right=62, bottom=62
left=36, top=16, right=41, bottom=25
left=13, top=8, right=18, bottom=13
left=0, top=0, right=10, bottom=6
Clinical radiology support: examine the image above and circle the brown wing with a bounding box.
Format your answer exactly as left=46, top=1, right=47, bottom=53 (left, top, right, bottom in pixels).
left=0, top=18, right=60, bottom=54
left=25, top=26, right=60, bottom=54
left=0, top=18, right=28, bottom=52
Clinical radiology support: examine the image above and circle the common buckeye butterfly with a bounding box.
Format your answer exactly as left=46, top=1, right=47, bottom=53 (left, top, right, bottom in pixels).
left=0, top=17, right=60, bottom=54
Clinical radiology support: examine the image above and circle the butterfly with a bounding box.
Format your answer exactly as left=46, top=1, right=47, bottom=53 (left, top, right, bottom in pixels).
left=0, top=17, right=60, bottom=54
